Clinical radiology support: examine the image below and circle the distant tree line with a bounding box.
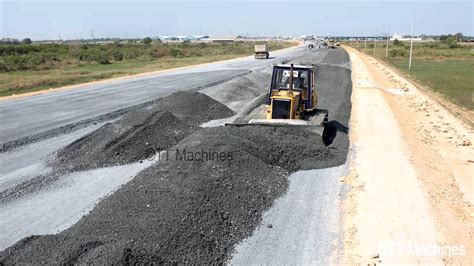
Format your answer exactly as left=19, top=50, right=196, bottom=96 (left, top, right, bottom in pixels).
left=0, top=38, right=32, bottom=45
left=0, top=39, right=269, bottom=72
left=439, top=33, right=465, bottom=41
left=384, top=34, right=471, bottom=58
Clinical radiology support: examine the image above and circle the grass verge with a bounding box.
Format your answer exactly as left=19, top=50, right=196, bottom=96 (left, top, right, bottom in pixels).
left=0, top=42, right=295, bottom=97
left=387, top=59, right=473, bottom=109
left=348, top=42, right=473, bottom=110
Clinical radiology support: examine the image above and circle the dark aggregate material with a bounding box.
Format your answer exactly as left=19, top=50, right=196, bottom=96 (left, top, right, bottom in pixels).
left=54, top=91, right=234, bottom=171
left=0, top=48, right=352, bottom=264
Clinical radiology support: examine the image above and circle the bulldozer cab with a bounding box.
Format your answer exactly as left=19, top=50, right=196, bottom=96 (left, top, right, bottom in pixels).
left=267, top=64, right=315, bottom=110
left=225, top=64, right=327, bottom=137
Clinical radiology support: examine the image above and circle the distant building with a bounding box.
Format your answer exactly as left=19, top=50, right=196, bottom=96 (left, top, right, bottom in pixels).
left=300, top=35, right=315, bottom=41
left=152, top=35, right=209, bottom=42
left=208, top=35, right=240, bottom=43
left=390, top=33, right=422, bottom=42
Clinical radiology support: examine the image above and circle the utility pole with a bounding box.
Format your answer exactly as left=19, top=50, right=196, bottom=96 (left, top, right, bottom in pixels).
left=373, top=37, right=376, bottom=54
left=408, top=18, right=415, bottom=70
left=364, top=37, right=367, bottom=49
left=90, top=29, right=95, bottom=43
left=385, top=26, right=390, bottom=59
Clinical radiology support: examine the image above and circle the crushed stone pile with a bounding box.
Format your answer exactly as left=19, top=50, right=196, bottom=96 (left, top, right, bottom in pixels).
left=201, top=71, right=271, bottom=112
left=0, top=126, right=344, bottom=264
left=54, top=91, right=234, bottom=171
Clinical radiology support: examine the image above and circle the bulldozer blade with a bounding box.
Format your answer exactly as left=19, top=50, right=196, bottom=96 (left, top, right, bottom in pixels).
left=225, top=121, right=325, bottom=136
left=225, top=109, right=328, bottom=137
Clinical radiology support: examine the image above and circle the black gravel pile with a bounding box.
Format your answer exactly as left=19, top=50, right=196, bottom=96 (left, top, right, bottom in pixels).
left=151, top=91, right=235, bottom=125
left=0, top=125, right=344, bottom=264
left=202, top=74, right=267, bottom=109
left=54, top=91, right=234, bottom=171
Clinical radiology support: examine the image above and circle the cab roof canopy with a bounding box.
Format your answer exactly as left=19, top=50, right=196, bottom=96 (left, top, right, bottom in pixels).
left=275, top=64, right=314, bottom=69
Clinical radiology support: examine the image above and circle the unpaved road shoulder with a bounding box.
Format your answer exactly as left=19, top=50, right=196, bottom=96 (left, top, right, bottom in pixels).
left=343, top=47, right=473, bottom=264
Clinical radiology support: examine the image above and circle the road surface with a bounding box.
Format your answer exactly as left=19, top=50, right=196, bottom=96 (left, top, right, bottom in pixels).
left=0, top=47, right=302, bottom=147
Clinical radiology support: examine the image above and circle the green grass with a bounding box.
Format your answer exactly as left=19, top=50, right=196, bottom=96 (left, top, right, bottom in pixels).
left=388, top=59, right=473, bottom=109
left=347, top=41, right=474, bottom=110
left=0, top=41, right=295, bottom=96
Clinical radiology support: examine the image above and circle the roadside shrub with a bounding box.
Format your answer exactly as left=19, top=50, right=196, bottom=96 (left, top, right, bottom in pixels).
left=25, top=53, right=46, bottom=67
left=448, top=41, right=461, bottom=49
left=170, top=47, right=184, bottom=58
left=198, top=42, right=208, bottom=49
left=442, top=37, right=462, bottom=49
left=389, top=48, right=408, bottom=57
left=424, top=42, right=441, bottom=49
left=3, top=55, right=28, bottom=71
left=0, top=51, right=62, bottom=71
left=142, top=37, right=152, bottom=45
left=112, top=49, right=123, bottom=61
left=95, top=53, right=110, bottom=64
left=188, top=50, right=203, bottom=57
left=393, top=39, right=407, bottom=48
left=136, top=53, right=153, bottom=61
left=152, top=45, right=170, bottom=58
left=180, top=41, right=190, bottom=49
left=0, top=59, right=7, bottom=72
left=72, top=46, right=111, bottom=64
left=0, top=44, right=40, bottom=56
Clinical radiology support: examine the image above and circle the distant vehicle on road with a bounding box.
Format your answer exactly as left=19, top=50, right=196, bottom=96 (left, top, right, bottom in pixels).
left=327, top=39, right=337, bottom=49
left=254, top=45, right=269, bottom=59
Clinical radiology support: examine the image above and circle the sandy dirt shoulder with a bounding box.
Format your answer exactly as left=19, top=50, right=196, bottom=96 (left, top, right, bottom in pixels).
left=343, top=47, right=473, bottom=264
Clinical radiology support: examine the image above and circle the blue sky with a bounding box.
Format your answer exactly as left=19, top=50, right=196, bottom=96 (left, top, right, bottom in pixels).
left=1, top=0, right=472, bottom=40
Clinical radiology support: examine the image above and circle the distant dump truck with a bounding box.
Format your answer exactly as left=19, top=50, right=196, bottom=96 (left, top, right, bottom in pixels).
left=254, top=44, right=269, bottom=59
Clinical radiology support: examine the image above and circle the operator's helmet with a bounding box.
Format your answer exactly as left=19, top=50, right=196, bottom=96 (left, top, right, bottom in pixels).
left=300, top=71, right=308, bottom=82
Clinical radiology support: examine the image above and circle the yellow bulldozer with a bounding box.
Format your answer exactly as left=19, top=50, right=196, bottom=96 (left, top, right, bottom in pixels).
left=228, top=64, right=328, bottom=136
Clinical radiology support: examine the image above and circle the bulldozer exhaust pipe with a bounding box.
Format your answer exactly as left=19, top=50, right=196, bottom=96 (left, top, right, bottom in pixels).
left=289, top=64, right=294, bottom=92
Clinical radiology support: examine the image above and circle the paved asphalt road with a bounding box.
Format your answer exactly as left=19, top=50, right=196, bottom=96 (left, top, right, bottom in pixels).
left=0, top=47, right=303, bottom=145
